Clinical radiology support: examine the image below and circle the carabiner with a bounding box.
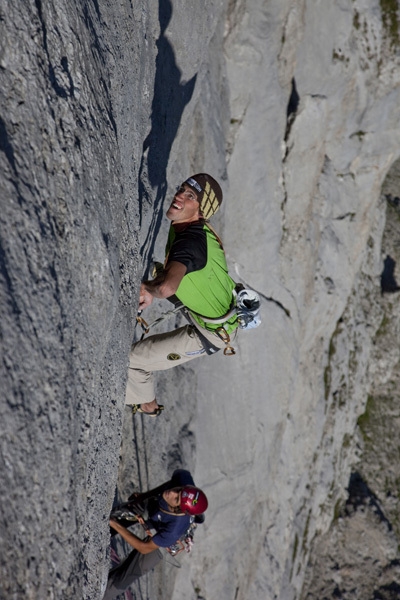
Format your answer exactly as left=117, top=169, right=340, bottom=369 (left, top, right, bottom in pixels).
left=136, top=314, right=150, bottom=334
left=223, top=346, right=236, bottom=356
left=215, top=327, right=230, bottom=343
left=216, top=327, right=236, bottom=356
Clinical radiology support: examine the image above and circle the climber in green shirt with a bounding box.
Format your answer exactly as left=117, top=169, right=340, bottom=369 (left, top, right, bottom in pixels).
left=125, top=173, right=239, bottom=416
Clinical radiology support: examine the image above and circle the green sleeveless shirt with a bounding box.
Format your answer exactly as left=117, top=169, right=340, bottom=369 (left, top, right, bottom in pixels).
left=166, top=223, right=238, bottom=334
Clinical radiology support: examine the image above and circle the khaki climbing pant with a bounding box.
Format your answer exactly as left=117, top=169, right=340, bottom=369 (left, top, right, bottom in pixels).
left=125, top=323, right=235, bottom=405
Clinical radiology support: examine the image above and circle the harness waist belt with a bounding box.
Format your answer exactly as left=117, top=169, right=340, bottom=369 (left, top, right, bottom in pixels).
left=194, top=305, right=237, bottom=324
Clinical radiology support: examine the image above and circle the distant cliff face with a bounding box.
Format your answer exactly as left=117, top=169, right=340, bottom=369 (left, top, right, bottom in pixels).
left=1, top=1, right=400, bottom=599
left=175, top=2, right=400, bottom=598
left=301, top=160, right=400, bottom=600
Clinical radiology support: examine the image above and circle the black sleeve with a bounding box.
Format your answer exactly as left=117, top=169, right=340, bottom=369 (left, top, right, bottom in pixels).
left=167, top=224, right=207, bottom=274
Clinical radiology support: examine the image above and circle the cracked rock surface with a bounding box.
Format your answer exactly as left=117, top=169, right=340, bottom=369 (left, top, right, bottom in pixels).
left=1, top=1, right=400, bottom=599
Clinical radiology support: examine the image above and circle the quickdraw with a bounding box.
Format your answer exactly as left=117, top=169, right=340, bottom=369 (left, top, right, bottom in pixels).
left=136, top=311, right=150, bottom=335
left=215, top=326, right=236, bottom=356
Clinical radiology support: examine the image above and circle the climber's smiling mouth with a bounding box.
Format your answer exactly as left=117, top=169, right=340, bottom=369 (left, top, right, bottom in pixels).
left=166, top=184, right=200, bottom=224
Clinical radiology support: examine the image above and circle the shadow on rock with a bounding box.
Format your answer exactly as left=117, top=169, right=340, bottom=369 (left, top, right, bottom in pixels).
left=345, top=472, right=392, bottom=532
left=138, top=0, right=197, bottom=271
left=381, top=255, right=400, bottom=294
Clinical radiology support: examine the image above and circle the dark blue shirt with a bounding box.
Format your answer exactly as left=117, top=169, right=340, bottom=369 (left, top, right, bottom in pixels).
left=146, top=469, right=194, bottom=548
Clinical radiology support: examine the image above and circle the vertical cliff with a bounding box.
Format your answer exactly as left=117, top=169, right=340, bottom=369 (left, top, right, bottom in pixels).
left=301, top=159, right=400, bottom=600
left=1, top=1, right=136, bottom=598
left=173, top=2, right=400, bottom=599
left=1, top=1, right=400, bottom=599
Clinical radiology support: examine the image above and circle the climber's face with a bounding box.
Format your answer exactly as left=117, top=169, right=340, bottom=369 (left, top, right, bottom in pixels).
left=166, top=184, right=200, bottom=224
left=163, top=487, right=182, bottom=510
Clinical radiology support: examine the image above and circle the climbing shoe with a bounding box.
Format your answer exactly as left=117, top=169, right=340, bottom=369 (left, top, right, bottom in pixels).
left=132, top=404, right=164, bottom=417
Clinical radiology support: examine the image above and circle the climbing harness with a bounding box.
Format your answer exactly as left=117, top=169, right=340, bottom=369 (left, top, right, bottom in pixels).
left=135, top=284, right=261, bottom=354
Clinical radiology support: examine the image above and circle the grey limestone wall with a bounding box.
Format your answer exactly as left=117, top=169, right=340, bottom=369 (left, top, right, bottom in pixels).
left=1, top=1, right=400, bottom=599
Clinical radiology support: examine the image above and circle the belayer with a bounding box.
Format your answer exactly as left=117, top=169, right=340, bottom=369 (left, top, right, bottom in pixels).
left=126, top=173, right=260, bottom=416
left=103, top=469, right=208, bottom=599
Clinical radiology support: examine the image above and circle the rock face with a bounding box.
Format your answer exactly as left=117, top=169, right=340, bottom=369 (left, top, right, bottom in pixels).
left=301, top=160, right=400, bottom=600
left=1, top=1, right=400, bottom=599
left=0, top=1, right=143, bottom=598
